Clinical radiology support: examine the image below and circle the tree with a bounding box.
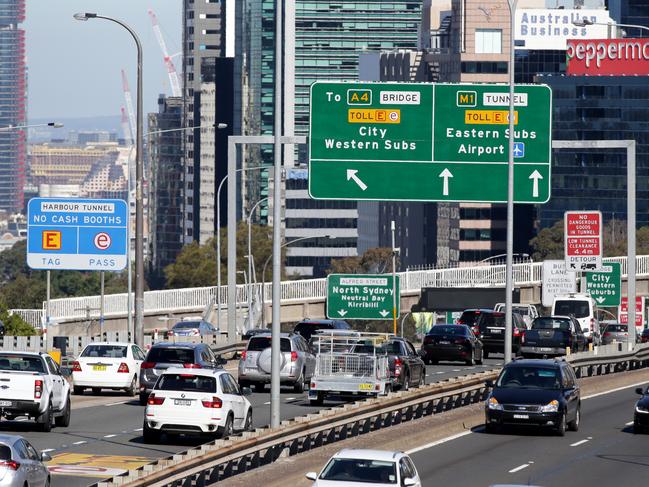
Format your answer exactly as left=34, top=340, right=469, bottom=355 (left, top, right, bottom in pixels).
left=529, top=221, right=563, bottom=261
left=328, top=247, right=398, bottom=275
left=0, top=306, right=37, bottom=336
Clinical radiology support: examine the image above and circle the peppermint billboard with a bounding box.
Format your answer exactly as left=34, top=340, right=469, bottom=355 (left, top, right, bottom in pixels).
left=567, top=38, right=649, bottom=76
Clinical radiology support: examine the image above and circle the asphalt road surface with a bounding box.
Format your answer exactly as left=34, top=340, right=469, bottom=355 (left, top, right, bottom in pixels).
left=410, top=383, right=648, bottom=487
left=0, top=357, right=503, bottom=487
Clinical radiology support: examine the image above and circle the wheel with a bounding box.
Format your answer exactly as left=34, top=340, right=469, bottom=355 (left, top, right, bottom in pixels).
left=476, top=349, right=484, bottom=365
left=466, top=354, right=475, bottom=366
left=568, top=406, right=580, bottom=432
left=73, top=386, right=84, bottom=395
left=483, top=350, right=490, bottom=359
left=485, top=422, right=499, bottom=434
left=556, top=412, right=567, bottom=436
left=383, top=384, right=392, bottom=396
left=55, top=394, right=71, bottom=427
left=91, top=387, right=101, bottom=395
left=402, top=373, right=410, bottom=391
left=309, top=392, right=324, bottom=406
left=142, top=422, right=160, bottom=443
left=126, top=376, right=137, bottom=396
left=253, top=383, right=265, bottom=393
left=293, top=369, right=306, bottom=393
left=430, top=358, right=438, bottom=365
left=219, top=415, right=234, bottom=439
left=243, top=410, right=253, bottom=432
left=139, top=392, right=148, bottom=406
left=633, top=421, right=643, bottom=434
left=39, top=401, right=53, bottom=433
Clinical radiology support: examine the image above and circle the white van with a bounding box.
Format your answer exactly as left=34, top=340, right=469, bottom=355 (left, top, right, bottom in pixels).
left=551, top=293, right=600, bottom=344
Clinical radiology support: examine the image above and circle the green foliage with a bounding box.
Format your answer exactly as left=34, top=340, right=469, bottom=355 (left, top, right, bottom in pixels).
left=0, top=306, right=37, bottom=336
left=328, top=247, right=398, bottom=275
left=529, top=221, right=563, bottom=261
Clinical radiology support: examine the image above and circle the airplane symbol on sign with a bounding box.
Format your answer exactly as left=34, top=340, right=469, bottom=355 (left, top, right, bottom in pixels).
left=513, top=142, right=525, bottom=158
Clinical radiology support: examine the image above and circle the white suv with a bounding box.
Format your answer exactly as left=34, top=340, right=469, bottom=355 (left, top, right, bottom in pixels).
left=143, top=368, right=253, bottom=443
left=552, top=293, right=600, bottom=344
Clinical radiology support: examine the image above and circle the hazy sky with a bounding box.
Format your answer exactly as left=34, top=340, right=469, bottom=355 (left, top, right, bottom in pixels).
left=25, top=1, right=182, bottom=120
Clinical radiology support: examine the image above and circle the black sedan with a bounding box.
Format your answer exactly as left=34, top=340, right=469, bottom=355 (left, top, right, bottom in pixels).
left=420, top=324, right=483, bottom=365
left=383, top=337, right=426, bottom=391
left=485, top=359, right=581, bottom=436
left=633, top=385, right=649, bottom=433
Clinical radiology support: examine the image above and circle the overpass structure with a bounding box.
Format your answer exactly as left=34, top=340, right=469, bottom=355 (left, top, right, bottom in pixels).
left=10, top=255, right=649, bottom=335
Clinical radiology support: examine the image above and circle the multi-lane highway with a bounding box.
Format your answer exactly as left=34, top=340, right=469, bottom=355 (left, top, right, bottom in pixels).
left=411, top=384, right=648, bottom=487
left=0, top=357, right=503, bottom=486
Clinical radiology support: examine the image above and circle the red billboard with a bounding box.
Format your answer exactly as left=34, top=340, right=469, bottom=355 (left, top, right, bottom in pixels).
left=564, top=211, right=602, bottom=271
left=566, top=38, right=649, bottom=76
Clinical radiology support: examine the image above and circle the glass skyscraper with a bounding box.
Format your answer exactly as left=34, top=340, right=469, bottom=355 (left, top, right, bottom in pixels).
left=0, top=0, right=26, bottom=213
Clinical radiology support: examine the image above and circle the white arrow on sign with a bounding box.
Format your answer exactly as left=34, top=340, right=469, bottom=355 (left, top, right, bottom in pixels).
left=379, top=310, right=390, bottom=318
left=439, top=168, right=453, bottom=196
left=337, top=310, right=348, bottom=317
left=595, top=297, right=606, bottom=304
left=346, top=169, right=367, bottom=191
left=529, top=170, right=543, bottom=198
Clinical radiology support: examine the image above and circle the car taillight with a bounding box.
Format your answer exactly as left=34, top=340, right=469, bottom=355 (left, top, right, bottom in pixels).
left=34, top=380, right=43, bottom=399
left=394, top=358, right=402, bottom=376
left=241, top=351, right=247, bottom=360
left=0, top=461, right=20, bottom=470
left=192, top=329, right=200, bottom=336
left=603, top=332, right=611, bottom=336
left=202, top=396, right=222, bottom=408
left=513, top=327, right=521, bottom=337
left=167, top=330, right=174, bottom=336
left=72, top=361, right=82, bottom=372
left=183, top=363, right=202, bottom=369
left=117, top=363, right=129, bottom=373
left=141, top=362, right=156, bottom=369
left=521, top=331, right=525, bottom=344
left=291, top=351, right=298, bottom=362
left=147, top=393, right=165, bottom=405
left=590, top=318, right=595, bottom=331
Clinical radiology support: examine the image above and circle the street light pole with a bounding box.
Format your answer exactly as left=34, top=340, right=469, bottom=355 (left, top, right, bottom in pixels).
left=391, top=221, right=398, bottom=335
left=247, top=197, right=268, bottom=331
left=572, top=19, right=649, bottom=36
left=0, top=122, right=63, bottom=132
left=74, top=12, right=145, bottom=347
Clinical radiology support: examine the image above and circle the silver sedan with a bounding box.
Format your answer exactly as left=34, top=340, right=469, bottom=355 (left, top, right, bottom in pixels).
left=0, top=434, right=51, bottom=487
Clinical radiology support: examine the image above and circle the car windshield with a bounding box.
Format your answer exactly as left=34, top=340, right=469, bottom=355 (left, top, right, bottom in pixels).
left=429, top=326, right=466, bottom=336
left=479, top=314, right=506, bottom=328
left=146, top=347, right=195, bottom=364
left=512, top=306, right=531, bottom=316
left=173, top=322, right=201, bottom=329
left=319, top=458, right=397, bottom=484
left=294, top=322, right=333, bottom=341
left=604, top=324, right=626, bottom=333
left=554, top=300, right=590, bottom=318
left=156, top=373, right=216, bottom=393
left=458, top=311, right=478, bottom=326
left=247, top=337, right=291, bottom=352
left=0, top=354, right=45, bottom=373
left=532, top=318, right=571, bottom=331
left=81, top=345, right=127, bottom=358
left=496, top=366, right=561, bottom=389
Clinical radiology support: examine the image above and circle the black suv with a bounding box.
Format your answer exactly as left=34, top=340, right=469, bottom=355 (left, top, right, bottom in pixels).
left=485, top=359, right=581, bottom=436
left=477, top=311, right=527, bottom=358
left=293, top=319, right=351, bottom=342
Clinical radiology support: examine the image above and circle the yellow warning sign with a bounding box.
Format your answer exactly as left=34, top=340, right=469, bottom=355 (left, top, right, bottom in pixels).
left=47, top=453, right=152, bottom=477
left=348, top=109, right=400, bottom=124
left=464, top=110, right=518, bottom=125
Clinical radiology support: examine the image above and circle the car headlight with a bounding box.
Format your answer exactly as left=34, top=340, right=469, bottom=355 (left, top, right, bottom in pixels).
left=487, top=397, right=503, bottom=411
left=636, top=404, right=649, bottom=414
left=539, top=400, right=560, bottom=413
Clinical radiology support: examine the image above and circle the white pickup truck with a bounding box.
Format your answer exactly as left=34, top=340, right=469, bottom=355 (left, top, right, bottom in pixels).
left=0, top=352, right=71, bottom=431
left=493, top=303, right=539, bottom=328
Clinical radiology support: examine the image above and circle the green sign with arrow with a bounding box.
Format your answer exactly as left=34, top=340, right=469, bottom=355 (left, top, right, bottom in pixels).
left=585, top=262, right=621, bottom=307
left=326, top=274, right=399, bottom=320
left=309, top=81, right=552, bottom=203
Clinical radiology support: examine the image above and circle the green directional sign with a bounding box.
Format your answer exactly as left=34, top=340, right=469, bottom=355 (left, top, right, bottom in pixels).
left=309, top=82, right=552, bottom=203
left=585, top=262, right=621, bottom=307
left=326, top=274, right=399, bottom=320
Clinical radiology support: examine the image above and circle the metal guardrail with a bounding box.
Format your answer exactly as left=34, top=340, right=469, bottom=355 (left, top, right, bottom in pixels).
left=94, top=343, right=649, bottom=487
left=38, top=254, right=649, bottom=323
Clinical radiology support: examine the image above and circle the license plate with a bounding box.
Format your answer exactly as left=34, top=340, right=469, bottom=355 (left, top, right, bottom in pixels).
left=174, top=399, right=192, bottom=406
left=92, top=365, right=107, bottom=371
left=489, top=328, right=503, bottom=334
left=358, top=383, right=374, bottom=391
left=539, top=347, right=553, bottom=352
left=513, top=414, right=529, bottom=419
left=0, top=401, right=11, bottom=407
left=439, top=340, right=450, bottom=345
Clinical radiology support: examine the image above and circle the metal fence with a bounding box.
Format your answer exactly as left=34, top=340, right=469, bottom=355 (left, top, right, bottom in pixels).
left=31, top=254, right=649, bottom=324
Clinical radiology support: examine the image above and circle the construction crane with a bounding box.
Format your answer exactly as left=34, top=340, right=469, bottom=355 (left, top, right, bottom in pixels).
left=120, top=107, right=133, bottom=147
left=121, top=69, right=137, bottom=143
left=148, top=8, right=182, bottom=97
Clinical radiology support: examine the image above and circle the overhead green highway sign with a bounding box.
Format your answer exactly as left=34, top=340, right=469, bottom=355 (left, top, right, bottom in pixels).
left=585, top=262, right=621, bottom=307
left=326, top=274, right=399, bottom=320
left=308, top=82, right=552, bottom=203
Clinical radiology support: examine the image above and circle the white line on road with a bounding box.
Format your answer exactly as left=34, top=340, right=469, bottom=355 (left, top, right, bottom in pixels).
left=264, top=401, right=271, bottom=405
left=105, top=401, right=128, bottom=406
left=625, top=421, right=634, bottom=426
left=133, top=428, right=143, bottom=431
left=436, top=371, right=444, bottom=375
left=570, top=439, right=589, bottom=447
left=452, top=369, right=461, bottom=372
left=509, top=463, right=530, bottom=473
left=285, top=397, right=295, bottom=401
left=103, top=434, right=117, bottom=438
left=406, top=430, right=478, bottom=455
left=42, top=449, right=55, bottom=453
left=583, top=381, right=649, bottom=400
left=72, top=441, right=87, bottom=445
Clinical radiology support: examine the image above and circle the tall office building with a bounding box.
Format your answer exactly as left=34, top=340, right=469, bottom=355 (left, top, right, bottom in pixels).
left=608, top=0, right=649, bottom=31
left=0, top=0, right=26, bottom=214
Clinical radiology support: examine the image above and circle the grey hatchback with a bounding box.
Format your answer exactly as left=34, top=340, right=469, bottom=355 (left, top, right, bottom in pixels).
left=0, top=434, right=50, bottom=487
left=139, top=342, right=224, bottom=405
left=237, top=333, right=315, bottom=393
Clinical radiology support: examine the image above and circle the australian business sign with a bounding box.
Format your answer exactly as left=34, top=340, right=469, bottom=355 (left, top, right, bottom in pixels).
left=567, top=38, right=649, bottom=76
left=27, top=198, right=128, bottom=271
left=515, top=9, right=612, bottom=50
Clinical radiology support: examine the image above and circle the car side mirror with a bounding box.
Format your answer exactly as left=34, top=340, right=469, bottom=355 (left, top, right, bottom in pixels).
left=305, top=472, right=317, bottom=481
left=241, top=387, right=253, bottom=396
left=41, top=452, right=52, bottom=462
left=60, top=367, right=72, bottom=377
left=485, top=380, right=494, bottom=389
left=404, top=479, right=417, bottom=487
left=636, top=387, right=644, bottom=396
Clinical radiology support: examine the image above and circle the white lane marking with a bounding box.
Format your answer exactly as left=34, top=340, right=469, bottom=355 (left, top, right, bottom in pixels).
left=406, top=430, right=477, bottom=454
left=436, top=371, right=444, bottom=375
left=285, top=397, right=295, bottom=401
left=72, top=441, right=86, bottom=445
left=625, top=421, right=634, bottom=426
left=16, top=418, right=27, bottom=422
left=408, top=381, right=648, bottom=455
left=105, top=401, right=128, bottom=406
left=509, top=463, right=530, bottom=473
left=264, top=401, right=271, bottom=405
left=133, top=428, right=143, bottom=431
left=570, top=439, right=589, bottom=447
left=103, top=434, right=117, bottom=438
left=42, top=449, right=55, bottom=453
left=452, top=369, right=461, bottom=372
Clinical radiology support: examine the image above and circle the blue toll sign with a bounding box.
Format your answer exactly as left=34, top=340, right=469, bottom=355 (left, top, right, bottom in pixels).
left=27, top=198, right=128, bottom=271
